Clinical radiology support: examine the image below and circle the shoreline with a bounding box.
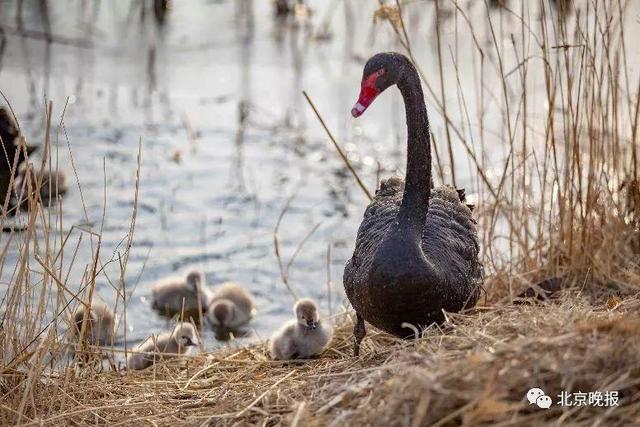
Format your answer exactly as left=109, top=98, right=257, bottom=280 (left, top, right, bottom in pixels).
left=6, top=291, right=639, bottom=426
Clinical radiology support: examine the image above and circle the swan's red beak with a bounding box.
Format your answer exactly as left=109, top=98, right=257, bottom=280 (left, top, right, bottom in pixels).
left=352, top=71, right=383, bottom=118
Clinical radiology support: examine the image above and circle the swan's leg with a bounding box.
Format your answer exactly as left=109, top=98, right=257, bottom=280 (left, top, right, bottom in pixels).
left=353, top=313, right=366, bottom=357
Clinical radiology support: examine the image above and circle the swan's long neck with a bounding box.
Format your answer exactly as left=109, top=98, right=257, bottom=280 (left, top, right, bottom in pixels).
left=395, top=66, right=431, bottom=239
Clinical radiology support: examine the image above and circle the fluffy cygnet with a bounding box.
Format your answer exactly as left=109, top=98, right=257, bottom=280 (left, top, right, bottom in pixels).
left=68, top=301, right=117, bottom=346
left=269, top=298, right=333, bottom=360
left=151, top=270, right=208, bottom=319
left=206, top=282, right=256, bottom=329
left=127, top=322, right=198, bottom=370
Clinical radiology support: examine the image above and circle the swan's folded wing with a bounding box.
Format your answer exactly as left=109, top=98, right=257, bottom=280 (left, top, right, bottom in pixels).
left=422, top=187, right=483, bottom=301
left=344, top=178, right=404, bottom=289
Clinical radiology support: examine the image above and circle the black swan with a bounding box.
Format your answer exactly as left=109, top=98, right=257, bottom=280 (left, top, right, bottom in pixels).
left=1, top=108, right=66, bottom=215
left=0, top=108, right=35, bottom=208
left=344, top=52, right=483, bottom=356
left=14, top=165, right=68, bottom=208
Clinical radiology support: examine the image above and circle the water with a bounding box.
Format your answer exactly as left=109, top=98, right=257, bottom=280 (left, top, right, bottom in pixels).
left=0, top=0, right=638, bottom=353
left=0, top=0, right=399, bottom=351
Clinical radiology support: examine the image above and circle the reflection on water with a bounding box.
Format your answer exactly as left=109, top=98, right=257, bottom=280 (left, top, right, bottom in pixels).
left=0, top=0, right=380, bottom=353
left=0, top=0, right=638, bottom=357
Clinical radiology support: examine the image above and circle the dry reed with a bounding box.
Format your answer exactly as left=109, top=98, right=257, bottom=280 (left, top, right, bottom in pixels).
left=2, top=295, right=639, bottom=425
left=2, top=0, right=640, bottom=425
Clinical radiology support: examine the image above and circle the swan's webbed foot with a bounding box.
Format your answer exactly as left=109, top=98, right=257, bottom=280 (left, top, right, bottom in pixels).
left=353, top=313, right=366, bottom=357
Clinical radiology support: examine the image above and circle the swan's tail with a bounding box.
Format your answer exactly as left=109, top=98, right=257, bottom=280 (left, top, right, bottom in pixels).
left=456, top=187, right=475, bottom=211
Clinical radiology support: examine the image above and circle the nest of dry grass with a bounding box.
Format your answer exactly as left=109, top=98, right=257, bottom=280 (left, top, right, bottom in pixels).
left=3, top=291, right=639, bottom=426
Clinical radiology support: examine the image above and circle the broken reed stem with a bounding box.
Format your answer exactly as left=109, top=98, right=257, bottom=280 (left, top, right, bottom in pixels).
left=121, top=137, right=143, bottom=361
left=273, top=192, right=299, bottom=302
left=284, top=220, right=323, bottom=276
left=302, top=90, right=373, bottom=201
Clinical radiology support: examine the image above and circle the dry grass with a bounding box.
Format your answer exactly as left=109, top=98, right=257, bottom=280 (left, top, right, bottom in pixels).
left=2, top=293, right=640, bottom=426
left=2, top=0, right=640, bottom=425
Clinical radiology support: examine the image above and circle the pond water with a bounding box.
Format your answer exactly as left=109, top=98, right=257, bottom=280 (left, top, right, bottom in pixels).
left=0, top=0, right=638, bottom=355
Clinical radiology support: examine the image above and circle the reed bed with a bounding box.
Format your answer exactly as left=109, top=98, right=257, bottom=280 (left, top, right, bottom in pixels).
left=2, top=295, right=640, bottom=425
left=2, top=0, right=640, bottom=425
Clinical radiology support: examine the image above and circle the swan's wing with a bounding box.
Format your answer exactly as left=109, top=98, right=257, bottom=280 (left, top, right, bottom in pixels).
left=344, top=177, right=404, bottom=292
left=422, top=186, right=483, bottom=302
left=345, top=181, right=482, bottom=302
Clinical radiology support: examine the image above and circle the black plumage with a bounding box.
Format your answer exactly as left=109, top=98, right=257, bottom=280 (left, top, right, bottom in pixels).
left=344, top=53, right=483, bottom=355
left=1, top=108, right=23, bottom=209
left=0, top=108, right=38, bottom=220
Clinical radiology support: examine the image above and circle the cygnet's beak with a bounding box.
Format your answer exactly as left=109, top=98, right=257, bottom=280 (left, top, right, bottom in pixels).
left=307, top=320, right=318, bottom=330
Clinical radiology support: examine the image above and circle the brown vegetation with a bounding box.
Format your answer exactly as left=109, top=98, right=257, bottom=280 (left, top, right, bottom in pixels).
left=2, top=296, right=639, bottom=425
left=2, top=0, right=640, bottom=425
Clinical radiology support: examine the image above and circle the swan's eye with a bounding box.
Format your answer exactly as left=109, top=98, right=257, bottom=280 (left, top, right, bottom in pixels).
left=181, top=336, right=196, bottom=346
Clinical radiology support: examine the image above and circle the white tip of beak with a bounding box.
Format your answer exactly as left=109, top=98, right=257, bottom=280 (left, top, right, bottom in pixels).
left=351, top=102, right=366, bottom=118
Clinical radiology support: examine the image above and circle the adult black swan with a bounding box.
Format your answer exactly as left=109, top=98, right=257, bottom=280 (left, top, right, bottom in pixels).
left=0, top=108, right=36, bottom=211
left=344, top=52, right=483, bottom=356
